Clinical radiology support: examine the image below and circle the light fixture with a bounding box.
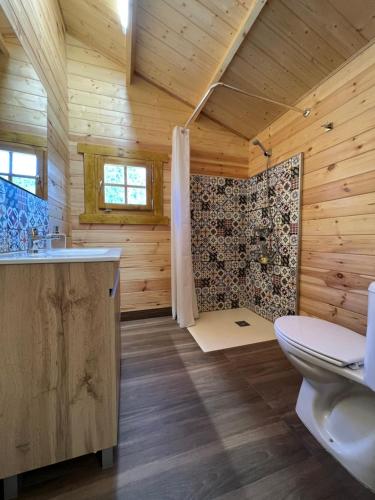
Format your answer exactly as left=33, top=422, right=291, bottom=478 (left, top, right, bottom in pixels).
left=117, top=0, right=129, bottom=33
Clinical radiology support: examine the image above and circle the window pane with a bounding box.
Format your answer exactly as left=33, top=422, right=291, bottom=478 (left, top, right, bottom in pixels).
left=13, top=176, right=36, bottom=194
left=127, top=166, right=146, bottom=187
left=104, top=164, right=125, bottom=185
left=12, top=152, right=37, bottom=176
left=0, top=150, right=10, bottom=173
left=104, top=185, right=125, bottom=204
left=127, top=187, right=147, bottom=205
left=0, top=174, right=9, bottom=180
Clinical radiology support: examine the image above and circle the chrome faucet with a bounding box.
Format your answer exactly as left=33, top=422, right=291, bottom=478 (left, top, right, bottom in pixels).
left=27, top=228, right=62, bottom=254
left=28, top=228, right=41, bottom=254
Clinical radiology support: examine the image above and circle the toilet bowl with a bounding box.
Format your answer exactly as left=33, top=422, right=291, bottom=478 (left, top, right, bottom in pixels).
left=274, top=282, right=375, bottom=492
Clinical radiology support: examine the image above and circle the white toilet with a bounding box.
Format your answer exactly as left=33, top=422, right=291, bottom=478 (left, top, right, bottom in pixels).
left=274, top=282, right=375, bottom=492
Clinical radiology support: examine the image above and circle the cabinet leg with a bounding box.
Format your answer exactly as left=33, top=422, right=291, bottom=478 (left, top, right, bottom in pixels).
left=101, top=447, right=114, bottom=470
left=3, top=475, right=18, bottom=500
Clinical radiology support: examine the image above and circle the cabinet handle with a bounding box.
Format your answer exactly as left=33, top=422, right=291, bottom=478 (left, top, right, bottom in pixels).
left=109, top=271, right=120, bottom=297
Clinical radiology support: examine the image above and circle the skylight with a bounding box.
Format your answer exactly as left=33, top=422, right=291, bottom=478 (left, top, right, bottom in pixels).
left=117, top=0, right=129, bottom=33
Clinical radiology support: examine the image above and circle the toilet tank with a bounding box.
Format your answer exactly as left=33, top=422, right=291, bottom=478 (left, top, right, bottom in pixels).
left=364, top=282, right=375, bottom=391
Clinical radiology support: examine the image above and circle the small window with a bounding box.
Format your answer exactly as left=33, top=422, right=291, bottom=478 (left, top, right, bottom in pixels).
left=99, top=160, right=152, bottom=211
left=0, top=144, right=46, bottom=197
left=78, top=144, right=169, bottom=225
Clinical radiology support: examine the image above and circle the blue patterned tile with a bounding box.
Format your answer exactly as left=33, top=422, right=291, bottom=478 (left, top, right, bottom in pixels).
left=0, top=178, right=48, bottom=253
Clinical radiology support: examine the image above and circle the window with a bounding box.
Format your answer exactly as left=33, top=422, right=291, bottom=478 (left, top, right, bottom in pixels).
left=78, top=144, right=169, bottom=225
left=0, top=143, right=46, bottom=197
left=99, top=160, right=152, bottom=211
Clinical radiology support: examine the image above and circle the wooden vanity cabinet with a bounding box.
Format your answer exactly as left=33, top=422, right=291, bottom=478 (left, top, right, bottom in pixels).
left=0, top=261, right=120, bottom=481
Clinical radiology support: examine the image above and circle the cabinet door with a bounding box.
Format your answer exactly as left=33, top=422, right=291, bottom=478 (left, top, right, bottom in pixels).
left=64, top=262, right=120, bottom=458
left=0, top=261, right=120, bottom=479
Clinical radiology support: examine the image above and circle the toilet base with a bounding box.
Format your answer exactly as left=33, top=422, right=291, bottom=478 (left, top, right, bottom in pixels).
left=296, top=378, right=375, bottom=492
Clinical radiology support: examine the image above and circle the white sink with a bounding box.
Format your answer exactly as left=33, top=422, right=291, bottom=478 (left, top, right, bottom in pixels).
left=0, top=247, right=122, bottom=264
left=47, top=248, right=109, bottom=257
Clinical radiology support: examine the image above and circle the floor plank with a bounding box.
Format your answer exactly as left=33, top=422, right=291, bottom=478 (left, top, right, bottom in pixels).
left=14, top=317, right=375, bottom=499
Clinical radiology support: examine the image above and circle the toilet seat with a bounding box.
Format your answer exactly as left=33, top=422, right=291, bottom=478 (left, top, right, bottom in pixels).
left=275, top=316, right=365, bottom=368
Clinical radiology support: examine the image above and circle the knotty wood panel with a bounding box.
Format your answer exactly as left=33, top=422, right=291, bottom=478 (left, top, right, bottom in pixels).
left=0, top=261, right=119, bottom=479
left=60, top=0, right=254, bottom=110
left=2, top=0, right=70, bottom=234
left=205, top=0, right=375, bottom=137
left=59, top=0, right=126, bottom=68
left=67, top=35, right=249, bottom=313
left=0, top=37, right=47, bottom=137
left=248, top=41, right=375, bottom=334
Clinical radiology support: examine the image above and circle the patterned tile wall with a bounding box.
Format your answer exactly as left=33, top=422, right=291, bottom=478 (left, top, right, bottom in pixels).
left=190, top=154, right=302, bottom=321
left=191, top=175, right=249, bottom=312
left=0, top=178, right=48, bottom=253
left=246, top=154, right=302, bottom=321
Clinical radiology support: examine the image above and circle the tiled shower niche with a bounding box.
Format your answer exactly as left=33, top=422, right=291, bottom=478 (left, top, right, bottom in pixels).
left=190, top=153, right=302, bottom=322
left=0, top=178, right=48, bottom=253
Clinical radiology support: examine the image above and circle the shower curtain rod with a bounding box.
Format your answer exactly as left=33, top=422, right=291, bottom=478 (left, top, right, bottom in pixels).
left=184, top=82, right=311, bottom=128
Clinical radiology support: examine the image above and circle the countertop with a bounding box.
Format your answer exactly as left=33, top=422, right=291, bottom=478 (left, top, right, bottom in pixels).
left=0, top=247, right=122, bottom=264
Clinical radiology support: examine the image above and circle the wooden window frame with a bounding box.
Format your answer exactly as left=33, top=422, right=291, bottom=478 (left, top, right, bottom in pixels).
left=0, top=140, right=47, bottom=199
left=98, top=157, right=153, bottom=211
left=78, top=143, right=169, bottom=225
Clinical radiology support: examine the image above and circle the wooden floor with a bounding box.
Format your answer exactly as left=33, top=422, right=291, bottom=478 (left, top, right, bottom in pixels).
left=15, top=317, right=375, bottom=499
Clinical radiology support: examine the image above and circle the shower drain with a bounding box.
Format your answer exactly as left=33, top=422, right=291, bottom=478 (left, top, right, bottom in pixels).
left=235, top=320, right=250, bottom=327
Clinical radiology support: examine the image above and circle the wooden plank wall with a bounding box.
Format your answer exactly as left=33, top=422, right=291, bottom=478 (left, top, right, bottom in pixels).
left=67, top=35, right=249, bottom=313
left=248, top=41, right=375, bottom=335
left=0, top=38, right=47, bottom=139
left=2, top=0, right=70, bottom=233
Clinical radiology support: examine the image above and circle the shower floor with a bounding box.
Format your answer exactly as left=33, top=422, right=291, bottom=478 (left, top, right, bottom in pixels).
left=187, top=307, right=275, bottom=352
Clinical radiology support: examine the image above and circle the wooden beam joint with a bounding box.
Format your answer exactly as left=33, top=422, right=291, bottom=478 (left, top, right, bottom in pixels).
left=125, top=0, right=137, bottom=86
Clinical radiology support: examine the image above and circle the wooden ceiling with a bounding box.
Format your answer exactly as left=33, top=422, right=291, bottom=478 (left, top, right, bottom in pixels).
left=59, top=0, right=126, bottom=67
left=0, top=7, right=15, bottom=38
left=59, top=0, right=375, bottom=139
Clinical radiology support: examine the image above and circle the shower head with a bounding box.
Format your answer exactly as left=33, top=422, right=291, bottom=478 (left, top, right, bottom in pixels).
left=252, top=138, right=272, bottom=157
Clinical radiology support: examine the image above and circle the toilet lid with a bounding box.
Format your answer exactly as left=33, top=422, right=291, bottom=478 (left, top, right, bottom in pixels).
left=274, top=316, right=366, bottom=367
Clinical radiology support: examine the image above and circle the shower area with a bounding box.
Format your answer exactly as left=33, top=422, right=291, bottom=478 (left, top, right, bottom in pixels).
left=190, top=150, right=302, bottom=322
left=188, top=146, right=303, bottom=350
left=171, top=82, right=307, bottom=350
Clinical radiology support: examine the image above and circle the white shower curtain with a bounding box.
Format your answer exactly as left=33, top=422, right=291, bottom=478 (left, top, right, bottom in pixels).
left=171, top=126, right=199, bottom=328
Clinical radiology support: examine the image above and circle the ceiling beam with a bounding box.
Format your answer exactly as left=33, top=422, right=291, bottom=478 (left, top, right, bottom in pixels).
left=188, top=0, right=267, bottom=125
left=0, top=31, right=9, bottom=57
left=125, top=0, right=137, bottom=86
